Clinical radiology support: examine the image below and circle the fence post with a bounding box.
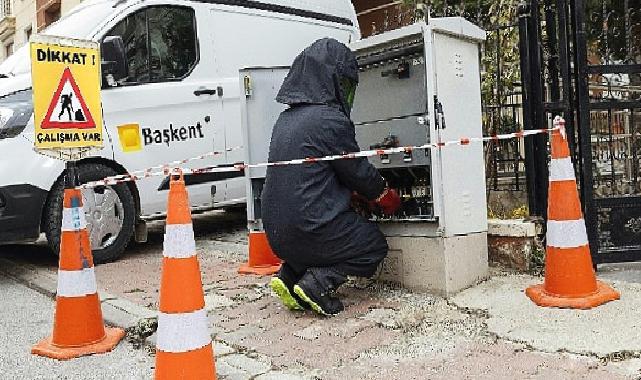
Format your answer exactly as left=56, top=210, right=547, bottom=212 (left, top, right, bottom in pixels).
left=518, top=0, right=549, bottom=218
left=571, top=0, right=600, bottom=264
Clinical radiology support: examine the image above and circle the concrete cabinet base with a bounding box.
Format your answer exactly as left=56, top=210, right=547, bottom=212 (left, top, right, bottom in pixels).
left=378, top=230, right=489, bottom=297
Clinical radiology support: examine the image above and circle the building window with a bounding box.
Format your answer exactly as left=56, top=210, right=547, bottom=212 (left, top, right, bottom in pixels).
left=44, top=3, right=61, bottom=27
left=5, top=42, right=13, bottom=58
left=1, top=0, right=10, bottom=17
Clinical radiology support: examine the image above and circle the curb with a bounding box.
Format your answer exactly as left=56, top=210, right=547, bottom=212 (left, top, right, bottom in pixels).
left=0, top=257, right=157, bottom=333
left=0, top=238, right=248, bottom=341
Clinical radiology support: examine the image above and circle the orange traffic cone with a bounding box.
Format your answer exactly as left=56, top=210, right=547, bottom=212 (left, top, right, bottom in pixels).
left=32, top=188, right=125, bottom=360
left=238, top=231, right=281, bottom=275
left=526, top=116, right=620, bottom=309
left=155, top=174, right=216, bottom=380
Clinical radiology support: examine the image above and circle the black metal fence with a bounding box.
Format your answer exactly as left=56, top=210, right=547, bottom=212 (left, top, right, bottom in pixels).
left=519, top=0, right=641, bottom=264
left=482, top=25, right=526, bottom=192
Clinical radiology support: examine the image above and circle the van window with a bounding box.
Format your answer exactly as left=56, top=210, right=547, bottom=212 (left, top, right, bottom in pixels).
left=104, top=6, right=198, bottom=84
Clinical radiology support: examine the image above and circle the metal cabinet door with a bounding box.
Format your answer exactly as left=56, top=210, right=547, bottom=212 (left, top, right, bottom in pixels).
left=432, top=32, right=487, bottom=236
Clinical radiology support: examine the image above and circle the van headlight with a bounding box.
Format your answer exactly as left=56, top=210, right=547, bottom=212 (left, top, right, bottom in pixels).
left=0, top=89, right=33, bottom=140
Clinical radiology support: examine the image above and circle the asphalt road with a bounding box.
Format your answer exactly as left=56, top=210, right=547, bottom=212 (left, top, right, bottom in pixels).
left=0, top=274, right=154, bottom=380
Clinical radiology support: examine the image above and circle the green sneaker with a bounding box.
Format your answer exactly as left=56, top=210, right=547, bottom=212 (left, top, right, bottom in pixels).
left=270, top=277, right=304, bottom=311
left=293, top=283, right=344, bottom=316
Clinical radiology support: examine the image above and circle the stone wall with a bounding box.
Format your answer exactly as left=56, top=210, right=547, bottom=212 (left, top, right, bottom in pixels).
left=487, top=219, right=543, bottom=272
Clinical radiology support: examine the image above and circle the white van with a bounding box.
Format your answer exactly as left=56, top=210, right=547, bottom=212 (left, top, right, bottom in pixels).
left=0, top=0, right=360, bottom=262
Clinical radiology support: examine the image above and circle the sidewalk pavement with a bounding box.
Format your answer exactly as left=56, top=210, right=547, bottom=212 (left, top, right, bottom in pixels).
left=0, top=275, right=154, bottom=379
left=2, top=246, right=640, bottom=379
left=1, top=209, right=640, bottom=379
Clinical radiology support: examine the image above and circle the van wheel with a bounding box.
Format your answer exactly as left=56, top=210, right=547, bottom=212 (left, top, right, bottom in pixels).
left=44, top=163, right=136, bottom=264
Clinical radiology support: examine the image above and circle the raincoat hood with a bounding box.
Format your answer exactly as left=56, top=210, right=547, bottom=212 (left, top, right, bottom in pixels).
left=276, top=38, right=359, bottom=116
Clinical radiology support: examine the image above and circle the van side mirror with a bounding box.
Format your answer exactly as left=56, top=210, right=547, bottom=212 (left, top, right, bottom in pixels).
left=101, top=36, right=127, bottom=86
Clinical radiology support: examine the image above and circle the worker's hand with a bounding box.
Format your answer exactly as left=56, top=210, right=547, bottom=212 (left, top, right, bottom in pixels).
left=376, top=188, right=401, bottom=216
left=351, top=192, right=367, bottom=204
left=350, top=192, right=372, bottom=217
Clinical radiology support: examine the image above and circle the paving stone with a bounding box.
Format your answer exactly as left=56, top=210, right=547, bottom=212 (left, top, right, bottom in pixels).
left=233, top=289, right=264, bottom=302
left=216, top=360, right=251, bottom=380
left=293, top=325, right=323, bottom=340
left=608, top=357, right=641, bottom=378
left=204, top=283, right=222, bottom=292
left=221, top=354, right=271, bottom=376
left=145, top=332, right=157, bottom=348
left=101, top=301, right=142, bottom=330
left=102, top=293, right=157, bottom=320
left=255, top=371, right=308, bottom=380
left=220, top=374, right=252, bottom=380
left=205, top=293, right=236, bottom=310
left=330, top=318, right=376, bottom=339
left=214, top=341, right=236, bottom=356
left=208, top=312, right=231, bottom=327
left=451, top=274, right=641, bottom=356
left=216, top=325, right=265, bottom=344
left=361, top=308, right=400, bottom=329
left=222, top=287, right=264, bottom=303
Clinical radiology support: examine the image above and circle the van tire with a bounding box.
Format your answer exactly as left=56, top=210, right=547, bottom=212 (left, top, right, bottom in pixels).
left=44, top=163, right=136, bottom=264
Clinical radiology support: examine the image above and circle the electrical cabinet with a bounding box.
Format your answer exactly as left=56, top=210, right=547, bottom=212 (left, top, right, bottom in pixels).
left=240, top=18, right=489, bottom=296
left=351, top=19, right=487, bottom=237
left=240, top=66, right=289, bottom=231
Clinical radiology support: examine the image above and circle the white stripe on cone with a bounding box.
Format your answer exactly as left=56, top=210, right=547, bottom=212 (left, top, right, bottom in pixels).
left=163, top=224, right=197, bottom=259
left=57, top=268, right=98, bottom=297
left=156, top=309, right=211, bottom=353
left=61, top=207, right=87, bottom=231
left=549, top=157, right=576, bottom=182
left=547, top=219, right=589, bottom=248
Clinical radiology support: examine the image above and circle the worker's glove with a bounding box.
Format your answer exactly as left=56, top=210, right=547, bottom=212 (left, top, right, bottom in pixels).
left=375, top=188, right=401, bottom=216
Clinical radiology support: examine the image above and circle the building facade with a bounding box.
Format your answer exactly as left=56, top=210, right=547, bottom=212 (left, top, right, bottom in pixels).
left=353, top=0, right=414, bottom=38
left=0, top=0, right=80, bottom=62
left=0, top=0, right=405, bottom=62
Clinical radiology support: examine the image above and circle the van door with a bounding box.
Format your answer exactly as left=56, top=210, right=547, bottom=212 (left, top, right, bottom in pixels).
left=101, top=4, right=226, bottom=215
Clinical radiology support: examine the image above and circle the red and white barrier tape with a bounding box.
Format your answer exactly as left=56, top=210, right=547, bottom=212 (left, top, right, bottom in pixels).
left=78, top=146, right=241, bottom=189
left=79, top=127, right=558, bottom=189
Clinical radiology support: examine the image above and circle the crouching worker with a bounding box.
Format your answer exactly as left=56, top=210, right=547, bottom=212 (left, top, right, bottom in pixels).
left=261, top=38, right=401, bottom=316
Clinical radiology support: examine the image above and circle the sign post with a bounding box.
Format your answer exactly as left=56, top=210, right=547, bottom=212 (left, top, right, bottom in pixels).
left=30, top=36, right=127, bottom=360
left=30, top=35, right=103, bottom=187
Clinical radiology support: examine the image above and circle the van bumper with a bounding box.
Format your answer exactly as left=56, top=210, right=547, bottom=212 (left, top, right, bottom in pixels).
left=0, top=184, right=48, bottom=244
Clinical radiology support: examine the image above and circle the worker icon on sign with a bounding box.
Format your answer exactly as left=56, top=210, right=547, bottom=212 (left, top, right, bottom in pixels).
left=40, top=67, right=97, bottom=130
left=58, top=93, right=74, bottom=121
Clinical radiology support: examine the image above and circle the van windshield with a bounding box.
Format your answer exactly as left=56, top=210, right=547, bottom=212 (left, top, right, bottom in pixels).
left=0, top=0, right=116, bottom=77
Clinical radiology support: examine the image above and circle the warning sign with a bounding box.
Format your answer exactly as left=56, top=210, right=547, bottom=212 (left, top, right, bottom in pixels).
left=31, top=35, right=103, bottom=152
left=42, top=68, right=95, bottom=129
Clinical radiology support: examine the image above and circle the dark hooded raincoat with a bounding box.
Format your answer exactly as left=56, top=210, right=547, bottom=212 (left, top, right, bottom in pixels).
left=261, top=38, right=388, bottom=282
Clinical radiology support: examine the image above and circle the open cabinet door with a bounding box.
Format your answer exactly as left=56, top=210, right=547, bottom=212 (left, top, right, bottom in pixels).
left=431, top=31, right=487, bottom=237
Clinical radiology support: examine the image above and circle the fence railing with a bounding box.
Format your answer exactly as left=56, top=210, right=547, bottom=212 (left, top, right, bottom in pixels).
left=481, top=23, right=525, bottom=193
